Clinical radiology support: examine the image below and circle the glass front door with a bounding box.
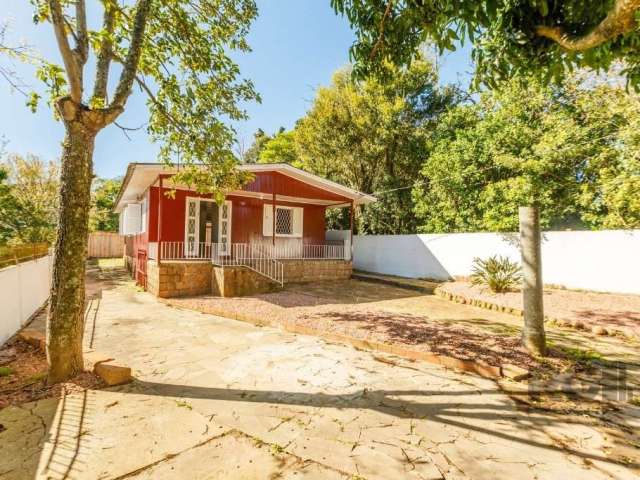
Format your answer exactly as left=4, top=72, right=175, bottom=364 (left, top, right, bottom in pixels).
left=218, top=200, right=232, bottom=255
left=185, top=198, right=198, bottom=257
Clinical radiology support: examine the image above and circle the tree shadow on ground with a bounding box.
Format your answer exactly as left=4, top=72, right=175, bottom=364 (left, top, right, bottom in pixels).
left=306, top=309, right=540, bottom=369
left=575, top=309, right=640, bottom=330
left=127, top=380, right=640, bottom=470
left=258, top=280, right=425, bottom=308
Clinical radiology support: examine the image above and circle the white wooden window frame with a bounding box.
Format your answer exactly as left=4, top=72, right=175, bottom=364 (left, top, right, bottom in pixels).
left=263, top=204, right=303, bottom=238
left=184, top=197, right=227, bottom=250
left=140, top=196, right=148, bottom=233
left=217, top=199, right=232, bottom=255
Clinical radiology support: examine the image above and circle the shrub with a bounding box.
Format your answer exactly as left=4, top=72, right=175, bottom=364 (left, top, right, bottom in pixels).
left=470, top=255, right=522, bottom=293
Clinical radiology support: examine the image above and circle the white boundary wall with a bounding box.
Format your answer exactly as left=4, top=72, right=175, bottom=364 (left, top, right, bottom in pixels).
left=327, top=230, right=640, bottom=294
left=0, top=255, right=52, bottom=345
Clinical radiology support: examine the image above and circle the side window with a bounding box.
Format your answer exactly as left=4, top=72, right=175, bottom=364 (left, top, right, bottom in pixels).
left=275, top=207, right=293, bottom=235
left=140, top=197, right=148, bottom=233
left=263, top=205, right=303, bottom=237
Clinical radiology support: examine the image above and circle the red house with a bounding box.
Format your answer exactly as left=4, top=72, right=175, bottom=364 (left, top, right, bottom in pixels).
left=115, top=163, right=375, bottom=297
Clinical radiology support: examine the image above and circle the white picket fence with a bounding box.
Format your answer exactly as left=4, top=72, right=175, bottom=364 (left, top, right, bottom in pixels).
left=0, top=254, right=52, bottom=345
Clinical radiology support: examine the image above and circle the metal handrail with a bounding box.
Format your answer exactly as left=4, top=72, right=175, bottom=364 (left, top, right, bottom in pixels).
left=212, top=243, right=284, bottom=285
left=156, top=240, right=350, bottom=286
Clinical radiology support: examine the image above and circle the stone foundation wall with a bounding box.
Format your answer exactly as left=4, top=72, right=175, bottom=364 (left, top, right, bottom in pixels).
left=282, top=260, right=352, bottom=283
left=146, top=261, right=212, bottom=298
left=145, top=259, right=353, bottom=298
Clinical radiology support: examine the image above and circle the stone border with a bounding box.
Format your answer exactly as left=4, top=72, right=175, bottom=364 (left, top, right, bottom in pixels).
left=434, top=285, right=637, bottom=341
left=351, top=272, right=437, bottom=293
left=162, top=300, right=529, bottom=382
left=18, top=329, right=132, bottom=386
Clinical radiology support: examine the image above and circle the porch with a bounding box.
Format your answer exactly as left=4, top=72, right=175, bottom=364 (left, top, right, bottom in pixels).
left=125, top=237, right=353, bottom=298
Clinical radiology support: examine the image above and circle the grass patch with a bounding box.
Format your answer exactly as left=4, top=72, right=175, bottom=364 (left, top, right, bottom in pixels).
left=0, top=366, right=14, bottom=377
left=175, top=400, right=192, bottom=410
left=630, top=396, right=640, bottom=407
left=269, top=443, right=285, bottom=455
left=96, top=257, right=124, bottom=269
left=28, top=371, right=48, bottom=383
left=552, top=344, right=603, bottom=365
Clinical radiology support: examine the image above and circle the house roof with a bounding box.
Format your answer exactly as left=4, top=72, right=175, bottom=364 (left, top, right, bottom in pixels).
left=113, top=162, right=376, bottom=212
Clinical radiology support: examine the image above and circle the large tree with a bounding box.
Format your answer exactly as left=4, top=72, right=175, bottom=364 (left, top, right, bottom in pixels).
left=26, top=0, right=258, bottom=382
left=332, top=0, right=640, bottom=357
left=332, top=0, right=640, bottom=88
left=414, top=77, right=640, bottom=232
left=290, top=59, right=458, bottom=234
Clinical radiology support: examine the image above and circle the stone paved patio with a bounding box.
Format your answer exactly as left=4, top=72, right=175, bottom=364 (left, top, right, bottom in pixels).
left=1, top=264, right=639, bottom=479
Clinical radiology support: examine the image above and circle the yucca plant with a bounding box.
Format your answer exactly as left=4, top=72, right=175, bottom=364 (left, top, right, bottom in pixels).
left=470, top=255, right=522, bottom=293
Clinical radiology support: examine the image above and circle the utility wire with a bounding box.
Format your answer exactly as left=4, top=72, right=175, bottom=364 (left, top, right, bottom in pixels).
left=369, top=128, right=627, bottom=197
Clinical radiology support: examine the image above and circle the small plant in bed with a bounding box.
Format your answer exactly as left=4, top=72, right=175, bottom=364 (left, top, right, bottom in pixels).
left=470, top=255, right=522, bottom=293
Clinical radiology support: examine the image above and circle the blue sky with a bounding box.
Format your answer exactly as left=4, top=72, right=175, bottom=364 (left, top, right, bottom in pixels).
left=1, top=1, right=472, bottom=179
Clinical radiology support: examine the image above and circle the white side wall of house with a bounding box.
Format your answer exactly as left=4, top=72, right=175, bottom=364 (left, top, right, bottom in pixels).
left=119, top=202, right=143, bottom=235
left=327, top=230, right=640, bottom=294
left=0, top=255, right=52, bottom=345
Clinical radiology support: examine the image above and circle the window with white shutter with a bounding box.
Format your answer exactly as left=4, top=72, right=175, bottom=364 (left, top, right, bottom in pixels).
left=263, top=205, right=303, bottom=238
left=140, top=197, right=148, bottom=233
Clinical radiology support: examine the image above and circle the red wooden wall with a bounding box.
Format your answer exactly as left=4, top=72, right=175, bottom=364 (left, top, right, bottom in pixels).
left=244, top=172, right=348, bottom=203
left=144, top=172, right=333, bottom=246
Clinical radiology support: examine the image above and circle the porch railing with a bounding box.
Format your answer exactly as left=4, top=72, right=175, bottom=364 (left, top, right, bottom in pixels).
left=160, top=241, right=213, bottom=260
left=154, top=240, right=350, bottom=286
left=157, top=240, right=349, bottom=261
left=253, top=242, right=347, bottom=260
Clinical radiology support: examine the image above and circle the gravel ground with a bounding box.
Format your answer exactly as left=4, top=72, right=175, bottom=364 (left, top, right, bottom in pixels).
left=167, top=280, right=548, bottom=370
left=438, top=281, right=640, bottom=338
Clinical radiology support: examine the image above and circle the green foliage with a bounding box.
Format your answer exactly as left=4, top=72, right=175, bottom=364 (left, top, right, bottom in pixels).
left=0, top=366, right=13, bottom=377
left=332, top=1, right=640, bottom=90
left=413, top=77, right=640, bottom=232
left=291, top=59, right=459, bottom=234
left=0, top=243, right=49, bottom=268
left=470, top=255, right=522, bottom=293
left=571, top=81, right=640, bottom=229
left=259, top=130, right=300, bottom=167
left=0, top=154, right=59, bottom=245
left=27, top=0, right=260, bottom=194
left=90, top=178, right=122, bottom=232
left=137, top=0, right=259, bottom=192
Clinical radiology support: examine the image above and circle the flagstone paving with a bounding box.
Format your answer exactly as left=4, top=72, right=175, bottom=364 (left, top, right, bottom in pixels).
left=1, top=266, right=638, bottom=479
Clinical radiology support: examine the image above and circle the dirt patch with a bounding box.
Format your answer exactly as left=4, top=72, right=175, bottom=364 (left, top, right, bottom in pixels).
left=0, top=338, right=103, bottom=410
left=438, top=281, right=640, bottom=338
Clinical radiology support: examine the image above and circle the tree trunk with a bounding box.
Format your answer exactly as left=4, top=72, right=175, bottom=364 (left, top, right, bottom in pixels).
left=47, top=119, right=96, bottom=383
left=519, top=206, right=547, bottom=356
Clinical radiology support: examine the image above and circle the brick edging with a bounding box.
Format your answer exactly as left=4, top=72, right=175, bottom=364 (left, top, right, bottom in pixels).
left=161, top=299, right=529, bottom=381
left=434, top=286, right=637, bottom=341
